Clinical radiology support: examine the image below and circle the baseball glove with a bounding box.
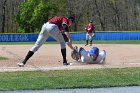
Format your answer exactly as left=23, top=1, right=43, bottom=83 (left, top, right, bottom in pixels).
left=71, top=46, right=80, bottom=61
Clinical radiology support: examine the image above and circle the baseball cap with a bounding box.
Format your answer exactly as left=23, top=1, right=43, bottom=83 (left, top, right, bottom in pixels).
left=67, top=16, right=75, bottom=22
left=89, top=20, right=93, bottom=23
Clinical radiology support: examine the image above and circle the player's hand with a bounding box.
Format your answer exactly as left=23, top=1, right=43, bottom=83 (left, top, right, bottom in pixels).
left=67, top=41, right=72, bottom=46
left=66, top=41, right=74, bottom=50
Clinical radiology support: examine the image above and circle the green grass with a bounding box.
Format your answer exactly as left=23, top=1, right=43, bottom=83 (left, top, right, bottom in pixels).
left=0, top=40, right=140, bottom=45
left=75, top=40, right=140, bottom=44
left=0, top=40, right=140, bottom=90
left=0, top=67, right=140, bottom=90
left=0, top=56, right=8, bottom=60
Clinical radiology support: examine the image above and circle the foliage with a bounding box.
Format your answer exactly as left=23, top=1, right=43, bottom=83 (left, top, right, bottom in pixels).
left=16, top=0, right=65, bottom=33
left=2, top=0, right=140, bottom=33
left=107, top=0, right=116, bottom=6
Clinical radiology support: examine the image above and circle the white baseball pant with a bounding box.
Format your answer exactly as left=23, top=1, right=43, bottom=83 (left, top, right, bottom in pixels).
left=86, top=32, right=93, bottom=40
left=30, top=22, right=66, bottom=52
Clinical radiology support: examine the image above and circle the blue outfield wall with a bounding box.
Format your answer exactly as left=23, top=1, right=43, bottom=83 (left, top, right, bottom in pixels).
left=0, top=32, right=140, bottom=42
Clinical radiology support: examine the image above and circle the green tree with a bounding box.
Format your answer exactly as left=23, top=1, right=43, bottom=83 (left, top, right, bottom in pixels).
left=16, top=0, right=65, bottom=33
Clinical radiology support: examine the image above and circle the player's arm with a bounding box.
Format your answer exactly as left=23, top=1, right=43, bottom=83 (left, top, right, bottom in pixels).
left=62, top=24, right=74, bottom=50
left=92, top=25, right=96, bottom=36
left=85, top=25, right=88, bottom=32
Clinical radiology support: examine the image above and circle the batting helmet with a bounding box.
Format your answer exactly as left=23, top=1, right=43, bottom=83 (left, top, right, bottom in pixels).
left=89, top=47, right=99, bottom=57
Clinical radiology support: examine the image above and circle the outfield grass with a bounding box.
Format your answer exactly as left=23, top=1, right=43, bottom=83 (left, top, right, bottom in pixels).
left=0, top=67, right=140, bottom=90
left=0, top=40, right=140, bottom=45
left=74, top=40, right=140, bottom=44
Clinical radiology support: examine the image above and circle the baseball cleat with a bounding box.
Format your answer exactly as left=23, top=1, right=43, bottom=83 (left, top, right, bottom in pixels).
left=17, top=62, right=24, bottom=67
left=63, top=62, right=69, bottom=66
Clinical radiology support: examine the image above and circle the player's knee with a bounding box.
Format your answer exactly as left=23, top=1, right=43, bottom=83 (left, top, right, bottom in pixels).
left=30, top=44, right=41, bottom=52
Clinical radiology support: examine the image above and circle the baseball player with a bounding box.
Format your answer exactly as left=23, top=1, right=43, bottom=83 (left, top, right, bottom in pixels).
left=85, top=20, right=95, bottom=46
left=71, top=46, right=106, bottom=64
left=18, top=16, right=76, bottom=67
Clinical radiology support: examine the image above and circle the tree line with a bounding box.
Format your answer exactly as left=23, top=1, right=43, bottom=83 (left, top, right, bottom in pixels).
left=0, top=0, right=140, bottom=33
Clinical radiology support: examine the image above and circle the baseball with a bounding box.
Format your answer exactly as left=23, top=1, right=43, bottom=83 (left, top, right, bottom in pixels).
left=69, top=63, right=73, bottom=65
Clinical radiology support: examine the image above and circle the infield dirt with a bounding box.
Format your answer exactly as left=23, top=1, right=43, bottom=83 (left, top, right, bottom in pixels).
left=0, top=44, right=140, bottom=71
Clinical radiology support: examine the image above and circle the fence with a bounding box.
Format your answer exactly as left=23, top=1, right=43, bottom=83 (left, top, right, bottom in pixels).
left=0, top=32, right=140, bottom=42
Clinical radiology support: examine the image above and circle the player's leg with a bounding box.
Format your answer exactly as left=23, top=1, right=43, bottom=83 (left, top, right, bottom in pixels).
left=85, top=33, right=89, bottom=46
left=62, top=33, right=74, bottom=50
left=94, top=50, right=106, bottom=64
left=102, top=50, right=106, bottom=63
left=48, top=24, right=68, bottom=65
left=90, top=40, right=92, bottom=46
left=89, top=33, right=93, bottom=46
left=18, top=24, right=49, bottom=67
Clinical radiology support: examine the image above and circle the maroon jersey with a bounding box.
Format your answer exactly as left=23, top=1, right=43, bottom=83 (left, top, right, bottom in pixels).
left=48, top=16, right=72, bottom=31
left=85, top=23, right=95, bottom=33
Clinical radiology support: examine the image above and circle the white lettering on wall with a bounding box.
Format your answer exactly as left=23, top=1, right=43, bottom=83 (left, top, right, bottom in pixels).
left=0, top=34, right=29, bottom=42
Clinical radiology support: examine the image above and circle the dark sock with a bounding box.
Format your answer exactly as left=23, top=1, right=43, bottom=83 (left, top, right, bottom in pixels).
left=22, top=51, right=34, bottom=64
left=61, top=48, right=67, bottom=63
left=90, top=40, right=92, bottom=44
left=86, top=40, right=88, bottom=45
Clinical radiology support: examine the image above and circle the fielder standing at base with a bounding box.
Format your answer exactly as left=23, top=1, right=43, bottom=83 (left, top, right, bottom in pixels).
left=18, top=16, right=76, bottom=67
left=85, top=20, right=95, bottom=46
